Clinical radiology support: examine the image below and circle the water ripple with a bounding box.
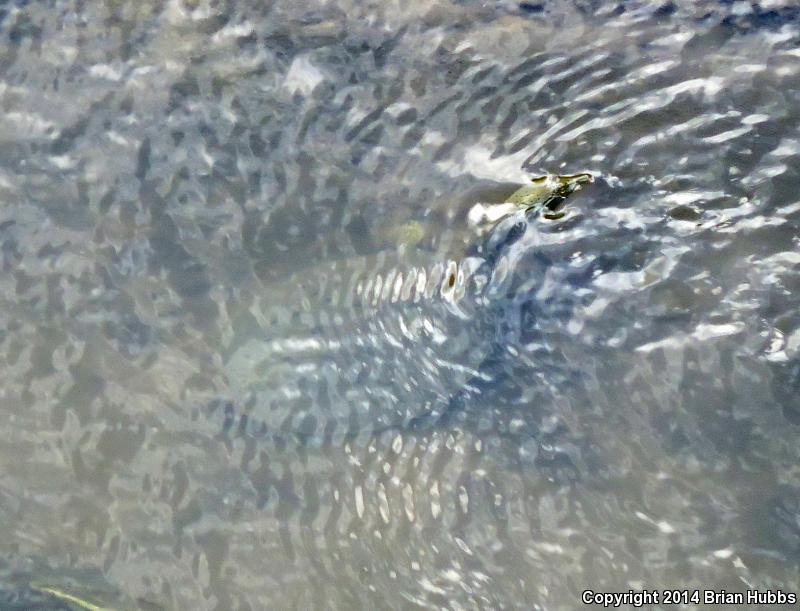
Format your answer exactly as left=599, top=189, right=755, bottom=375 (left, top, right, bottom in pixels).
left=0, top=0, right=799, bottom=608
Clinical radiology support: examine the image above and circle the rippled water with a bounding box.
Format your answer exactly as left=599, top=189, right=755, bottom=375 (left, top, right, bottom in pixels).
left=1, top=0, right=799, bottom=608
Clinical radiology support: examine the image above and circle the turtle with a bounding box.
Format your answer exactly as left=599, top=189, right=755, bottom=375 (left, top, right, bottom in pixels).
left=221, top=173, right=594, bottom=446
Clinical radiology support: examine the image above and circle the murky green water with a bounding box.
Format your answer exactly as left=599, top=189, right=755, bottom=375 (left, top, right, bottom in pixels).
left=1, top=0, right=799, bottom=609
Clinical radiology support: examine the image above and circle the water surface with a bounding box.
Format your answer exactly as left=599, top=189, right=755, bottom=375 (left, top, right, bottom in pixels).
left=1, top=0, right=799, bottom=608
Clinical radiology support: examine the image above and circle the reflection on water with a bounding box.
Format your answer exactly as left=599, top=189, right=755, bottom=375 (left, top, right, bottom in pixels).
left=0, top=0, right=799, bottom=608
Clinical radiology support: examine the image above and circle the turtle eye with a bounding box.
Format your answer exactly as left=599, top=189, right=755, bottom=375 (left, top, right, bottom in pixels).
left=543, top=195, right=565, bottom=212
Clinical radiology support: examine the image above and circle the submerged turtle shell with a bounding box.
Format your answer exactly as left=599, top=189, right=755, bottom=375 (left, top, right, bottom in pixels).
left=225, top=248, right=494, bottom=444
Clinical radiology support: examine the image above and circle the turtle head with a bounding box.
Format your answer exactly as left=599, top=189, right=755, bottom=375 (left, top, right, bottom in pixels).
left=466, top=172, right=593, bottom=236
left=533, top=172, right=593, bottom=195
left=508, top=173, right=594, bottom=213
